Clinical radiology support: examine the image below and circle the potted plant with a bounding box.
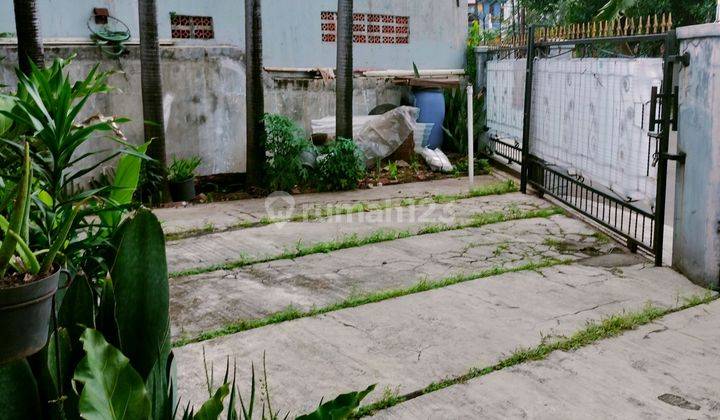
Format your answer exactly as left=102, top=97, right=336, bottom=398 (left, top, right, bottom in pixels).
left=0, top=143, right=78, bottom=364
left=167, top=155, right=202, bottom=202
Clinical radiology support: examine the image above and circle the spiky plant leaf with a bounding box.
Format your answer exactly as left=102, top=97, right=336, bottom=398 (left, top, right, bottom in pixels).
left=111, top=209, right=169, bottom=380
left=296, top=384, right=375, bottom=420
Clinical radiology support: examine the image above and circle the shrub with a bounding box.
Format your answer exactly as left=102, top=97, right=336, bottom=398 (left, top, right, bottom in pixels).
left=315, top=138, right=366, bottom=191
left=168, top=156, right=202, bottom=182
left=442, top=87, right=485, bottom=155
left=264, top=114, right=314, bottom=191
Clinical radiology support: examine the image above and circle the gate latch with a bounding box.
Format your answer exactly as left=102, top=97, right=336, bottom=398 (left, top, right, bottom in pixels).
left=649, top=86, right=680, bottom=132
left=652, top=151, right=686, bottom=166
left=669, top=52, right=691, bottom=67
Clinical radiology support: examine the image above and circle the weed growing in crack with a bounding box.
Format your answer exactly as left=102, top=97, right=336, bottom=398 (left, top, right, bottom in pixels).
left=493, top=242, right=510, bottom=256
left=166, top=180, right=520, bottom=240
left=171, top=257, right=572, bottom=347
left=169, top=206, right=565, bottom=278
left=354, top=293, right=719, bottom=417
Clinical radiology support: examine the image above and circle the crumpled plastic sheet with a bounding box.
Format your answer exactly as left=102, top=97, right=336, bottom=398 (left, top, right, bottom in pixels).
left=311, top=106, right=420, bottom=167
left=354, top=106, right=419, bottom=166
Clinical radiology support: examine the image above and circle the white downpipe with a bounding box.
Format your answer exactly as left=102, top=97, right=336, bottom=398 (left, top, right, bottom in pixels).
left=467, top=84, right=474, bottom=186
left=716, top=0, right=720, bottom=23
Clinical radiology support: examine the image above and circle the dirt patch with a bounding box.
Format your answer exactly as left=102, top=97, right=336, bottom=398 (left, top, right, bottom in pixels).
left=0, top=271, right=37, bottom=289
left=578, top=253, right=648, bottom=268
left=159, top=154, right=489, bottom=205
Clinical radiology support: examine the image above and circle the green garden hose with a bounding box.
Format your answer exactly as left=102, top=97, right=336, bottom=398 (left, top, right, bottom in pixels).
left=88, top=15, right=131, bottom=58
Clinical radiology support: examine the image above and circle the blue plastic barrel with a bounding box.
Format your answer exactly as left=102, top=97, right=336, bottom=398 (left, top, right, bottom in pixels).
left=413, top=88, right=446, bottom=150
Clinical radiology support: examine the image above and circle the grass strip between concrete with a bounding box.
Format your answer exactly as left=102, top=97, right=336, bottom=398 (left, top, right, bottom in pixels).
left=169, top=205, right=564, bottom=278
left=165, top=180, right=519, bottom=241
left=353, top=292, right=720, bottom=418
left=172, top=257, right=573, bottom=347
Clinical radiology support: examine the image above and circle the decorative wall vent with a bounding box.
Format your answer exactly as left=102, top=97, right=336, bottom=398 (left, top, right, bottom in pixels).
left=321, top=11, right=409, bottom=44
left=170, top=14, right=214, bottom=39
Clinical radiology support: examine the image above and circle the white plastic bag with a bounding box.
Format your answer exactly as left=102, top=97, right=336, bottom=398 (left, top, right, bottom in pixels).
left=420, top=147, right=454, bottom=173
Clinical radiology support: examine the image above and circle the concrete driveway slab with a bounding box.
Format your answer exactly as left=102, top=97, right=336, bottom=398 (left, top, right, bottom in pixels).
left=166, top=192, right=549, bottom=274
left=373, top=299, right=720, bottom=419
left=170, top=215, right=621, bottom=340
left=156, top=176, right=496, bottom=236
left=173, top=262, right=709, bottom=416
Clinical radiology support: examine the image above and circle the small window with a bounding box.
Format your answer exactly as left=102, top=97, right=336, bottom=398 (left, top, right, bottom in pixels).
left=321, top=11, right=410, bottom=44
left=170, top=14, right=214, bottom=39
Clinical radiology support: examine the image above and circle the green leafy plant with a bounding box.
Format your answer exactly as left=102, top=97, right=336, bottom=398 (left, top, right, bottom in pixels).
left=264, top=114, right=314, bottom=191
left=315, top=138, right=365, bottom=192
left=168, top=156, right=202, bottom=183
left=466, top=21, right=498, bottom=81
left=73, top=329, right=152, bottom=419
left=0, top=56, right=147, bottom=282
left=73, top=328, right=375, bottom=420
left=0, top=142, right=79, bottom=279
left=387, top=161, right=399, bottom=181
left=442, top=87, right=485, bottom=155
left=297, top=385, right=375, bottom=420
left=453, top=157, right=491, bottom=177
left=194, top=352, right=375, bottom=420
left=3, top=207, right=375, bottom=420
left=0, top=95, right=13, bottom=138
left=0, top=209, right=169, bottom=420
left=409, top=156, right=421, bottom=174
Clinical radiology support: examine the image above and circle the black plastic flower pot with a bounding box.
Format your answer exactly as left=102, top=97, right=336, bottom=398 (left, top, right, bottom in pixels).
left=0, top=268, right=69, bottom=365
left=169, top=178, right=196, bottom=202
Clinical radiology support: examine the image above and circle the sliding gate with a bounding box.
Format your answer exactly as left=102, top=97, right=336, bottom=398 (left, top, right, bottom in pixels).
left=484, top=19, right=688, bottom=266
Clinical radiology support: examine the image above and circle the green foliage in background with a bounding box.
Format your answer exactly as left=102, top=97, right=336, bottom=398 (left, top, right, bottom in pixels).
left=264, top=114, right=314, bottom=192
left=519, top=0, right=716, bottom=26
left=466, top=21, right=499, bottom=83
left=315, top=138, right=366, bottom=192
left=262, top=116, right=368, bottom=193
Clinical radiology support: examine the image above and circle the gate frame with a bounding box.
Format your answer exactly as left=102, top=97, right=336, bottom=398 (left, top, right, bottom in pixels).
left=508, top=26, right=683, bottom=267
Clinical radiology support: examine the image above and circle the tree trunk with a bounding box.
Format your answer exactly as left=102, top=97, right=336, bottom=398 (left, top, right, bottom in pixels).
left=245, top=0, right=265, bottom=191
left=138, top=0, right=169, bottom=201
left=12, top=0, right=44, bottom=74
left=335, top=0, right=353, bottom=140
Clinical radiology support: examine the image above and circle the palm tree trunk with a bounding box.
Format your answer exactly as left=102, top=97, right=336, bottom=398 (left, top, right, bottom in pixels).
left=245, top=0, right=265, bottom=191
left=12, top=0, right=44, bottom=74
left=336, top=0, right=353, bottom=139
left=138, top=0, right=169, bottom=201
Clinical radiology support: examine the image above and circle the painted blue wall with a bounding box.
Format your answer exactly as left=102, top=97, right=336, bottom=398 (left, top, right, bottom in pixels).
left=0, top=0, right=467, bottom=69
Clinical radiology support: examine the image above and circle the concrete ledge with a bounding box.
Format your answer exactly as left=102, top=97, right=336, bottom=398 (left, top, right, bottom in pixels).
left=677, top=22, right=720, bottom=40
left=0, top=44, right=245, bottom=61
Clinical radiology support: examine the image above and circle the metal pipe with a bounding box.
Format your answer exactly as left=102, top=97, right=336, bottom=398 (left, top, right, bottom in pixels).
left=467, top=84, right=474, bottom=185
left=520, top=25, right=535, bottom=194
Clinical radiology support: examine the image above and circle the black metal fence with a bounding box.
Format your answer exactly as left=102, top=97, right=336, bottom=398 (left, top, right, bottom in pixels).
left=484, top=23, right=687, bottom=266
